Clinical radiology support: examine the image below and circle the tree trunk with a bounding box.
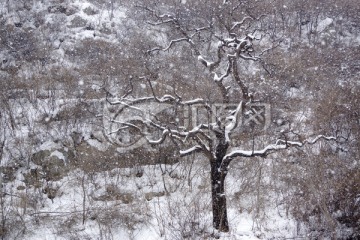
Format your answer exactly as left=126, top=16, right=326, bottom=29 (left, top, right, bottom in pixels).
left=210, top=163, right=229, bottom=232
left=210, top=140, right=230, bottom=232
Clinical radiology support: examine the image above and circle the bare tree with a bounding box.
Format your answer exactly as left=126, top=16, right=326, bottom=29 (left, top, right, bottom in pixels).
left=104, top=1, right=336, bottom=233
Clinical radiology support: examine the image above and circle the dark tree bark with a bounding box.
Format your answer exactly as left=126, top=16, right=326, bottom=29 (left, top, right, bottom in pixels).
left=210, top=138, right=230, bottom=232
left=210, top=164, right=229, bottom=232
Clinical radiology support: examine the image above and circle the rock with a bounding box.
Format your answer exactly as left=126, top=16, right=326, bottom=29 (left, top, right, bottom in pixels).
left=31, top=147, right=74, bottom=182
left=68, top=16, right=87, bottom=28
left=73, top=141, right=119, bottom=172
left=43, top=186, right=58, bottom=202
left=1, top=165, right=18, bottom=183
left=32, top=150, right=51, bottom=166
left=99, top=24, right=112, bottom=35
left=23, top=168, right=43, bottom=187
left=116, top=193, right=134, bottom=204
left=42, top=156, right=67, bottom=181
left=64, top=6, right=77, bottom=16
left=85, top=25, right=95, bottom=31
left=48, top=5, right=67, bottom=14
left=17, top=185, right=26, bottom=191
left=99, top=27, right=111, bottom=35
left=83, top=7, right=99, bottom=16
left=145, top=191, right=165, bottom=201
left=70, top=131, right=84, bottom=146
left=105, top=184, right=120, bottom=195
left=48, top=5, right=77, bottom=16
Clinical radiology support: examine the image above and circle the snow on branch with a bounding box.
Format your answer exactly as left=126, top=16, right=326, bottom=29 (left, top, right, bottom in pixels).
left=224, top=101, right=243, bottom=143
left=106, top=96, right=154, bottom=106
left=184, top=124, right=211, bottom=142
left=194, top=135, right=211, bottom=153
left=223, top=135, right=336, bottom=162
left=163, top=38, right=189, bottom=51
left=277, top=135, right=336, bottom=145
left=238, top=54, right=259, bottom=61
left=146, top=129, right=170, bottom=145
left=139, top=5, right=207, bottom=57
left=197, top=55, right=213, bottom=67
left=213, top=63, right=231, bottom=82
left=147, top=38, right=189, bottom=54
left=146, top=19, right=174, bottom=26
left=180, top=145, right=203, bottom=156
left=230, top=16, right=254, bottom=31
left=183, top=98, right=207, bottom=105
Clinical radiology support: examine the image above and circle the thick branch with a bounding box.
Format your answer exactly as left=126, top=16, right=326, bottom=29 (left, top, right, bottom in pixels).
left=223, top=135, right=336, bottom=165
left=224, top=101, right=243, bottom=143
left=231, top=58, right=249, bottom=100
left=216, top=80, right=230, bottom=104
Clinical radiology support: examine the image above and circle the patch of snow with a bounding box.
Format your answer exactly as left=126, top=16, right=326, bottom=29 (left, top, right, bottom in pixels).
left=50, top=150, right=66, bottom=161
left=78, top=80, right=84, bottom=86
left=39, top=141, right=62, bottom=151
left=286, top=86, right=301, bottom=98
left=317, top=17, right=333, bottom=33
left=87, top=139, right=109, bottom=152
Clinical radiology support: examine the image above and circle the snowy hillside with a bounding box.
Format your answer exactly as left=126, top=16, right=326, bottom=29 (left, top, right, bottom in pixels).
left=0, top=0, right=359, bottom=239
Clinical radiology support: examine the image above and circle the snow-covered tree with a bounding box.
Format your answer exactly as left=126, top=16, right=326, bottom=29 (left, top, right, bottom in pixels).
left=104, top=0, right=336, bottom=232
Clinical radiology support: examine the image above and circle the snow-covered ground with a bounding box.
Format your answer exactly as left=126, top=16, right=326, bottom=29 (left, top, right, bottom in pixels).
left=7, top=159, right=300, bottom=240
